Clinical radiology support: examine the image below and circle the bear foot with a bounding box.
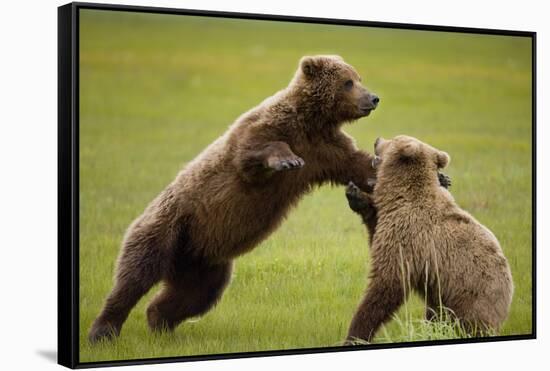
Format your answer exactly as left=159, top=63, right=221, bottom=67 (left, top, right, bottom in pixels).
left=88, top=320, right=120, bottom=344
left=146, top=305, right=176, bottom=334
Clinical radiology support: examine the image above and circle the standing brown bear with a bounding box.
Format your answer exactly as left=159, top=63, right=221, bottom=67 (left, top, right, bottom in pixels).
left=88, top=55, right=383, bottom=342
left=345, top=135, right=513, bottom=343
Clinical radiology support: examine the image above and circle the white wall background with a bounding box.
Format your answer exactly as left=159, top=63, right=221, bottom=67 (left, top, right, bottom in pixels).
left=0, top=0, right=546, bottom=370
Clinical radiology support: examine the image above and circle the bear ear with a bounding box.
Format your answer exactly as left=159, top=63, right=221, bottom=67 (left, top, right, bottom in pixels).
left=300, top=56, right=322, bottom=78
left=436, top=151, right=450, bottom=169
left=398, top=141, right=421, bottom=160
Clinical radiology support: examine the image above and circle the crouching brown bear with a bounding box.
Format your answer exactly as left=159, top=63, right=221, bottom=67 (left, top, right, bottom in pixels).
left=88, top=55, right=385, bottom=343
left=345, top=135, right=513, bottom=343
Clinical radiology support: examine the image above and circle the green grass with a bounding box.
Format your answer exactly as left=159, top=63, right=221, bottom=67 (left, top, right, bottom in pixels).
left=78, top=10, right=533, bottom=362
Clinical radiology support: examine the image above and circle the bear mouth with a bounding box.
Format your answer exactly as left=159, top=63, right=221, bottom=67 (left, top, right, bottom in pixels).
left=359, top=108, right=372, bottom=117
left=359, top=106, right=376, bottom=116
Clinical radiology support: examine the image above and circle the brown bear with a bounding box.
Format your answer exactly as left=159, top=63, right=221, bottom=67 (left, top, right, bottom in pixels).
left=345, top=135, right=513, bottom=343
left=88, top=55, right=384, bottom=342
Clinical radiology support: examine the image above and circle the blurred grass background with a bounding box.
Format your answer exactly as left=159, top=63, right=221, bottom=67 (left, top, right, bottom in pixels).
left=78, top=9, right=532, bottom=362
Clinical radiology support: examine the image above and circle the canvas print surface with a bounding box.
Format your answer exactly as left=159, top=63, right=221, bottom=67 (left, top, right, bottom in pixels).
left=77, top=8, right=533, bottom=363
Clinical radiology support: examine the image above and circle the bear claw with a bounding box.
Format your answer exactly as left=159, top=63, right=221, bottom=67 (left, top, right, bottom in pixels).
left=438, top=172, right=452, bottom=189
left=272, top=157, right=305, bottom=171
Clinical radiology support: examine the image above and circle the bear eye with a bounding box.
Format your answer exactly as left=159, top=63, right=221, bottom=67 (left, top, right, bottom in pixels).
left=344, top=80, right=354, bottom=90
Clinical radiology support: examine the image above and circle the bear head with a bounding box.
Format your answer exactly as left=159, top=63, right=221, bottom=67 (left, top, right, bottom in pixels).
left=372, top=135, right=450, bottom=189
left=292, top=55, right=379, bottom=124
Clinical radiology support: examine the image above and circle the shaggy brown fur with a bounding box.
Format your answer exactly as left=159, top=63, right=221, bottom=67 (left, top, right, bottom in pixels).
left=88, top=55, right=382, bottom=342
left=345, top=135, right=513, bottom=343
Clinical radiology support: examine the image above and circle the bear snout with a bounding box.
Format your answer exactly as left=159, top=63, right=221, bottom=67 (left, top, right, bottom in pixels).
left=370, top=94, right=380, bottom=108
left=358, top=92, right=379, bottom=113
left=363, top=93, right=379, bottom=110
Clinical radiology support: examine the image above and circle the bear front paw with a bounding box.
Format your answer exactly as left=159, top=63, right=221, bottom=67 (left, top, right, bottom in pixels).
left=268, top=156, right=305, bottom=171
left=346, top=182, right=373, bottom=212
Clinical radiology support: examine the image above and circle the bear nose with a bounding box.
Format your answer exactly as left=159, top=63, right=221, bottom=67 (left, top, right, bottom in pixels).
left=371, top=94, right=380, bottom=107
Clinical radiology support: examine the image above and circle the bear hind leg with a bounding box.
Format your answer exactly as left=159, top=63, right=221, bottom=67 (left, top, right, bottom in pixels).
left=88, top=244, right=162, bottom=343
left=346, top=273, right=405, bottom=344
left=146, top=261, right=233, bottom=332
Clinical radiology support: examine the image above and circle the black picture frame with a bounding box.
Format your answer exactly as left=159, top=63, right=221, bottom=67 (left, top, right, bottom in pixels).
left=58, top=2, right=537, bottom=369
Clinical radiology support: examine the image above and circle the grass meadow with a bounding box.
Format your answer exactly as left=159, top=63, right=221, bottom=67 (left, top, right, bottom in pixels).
left=78, top=9, right=533, bottom=363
